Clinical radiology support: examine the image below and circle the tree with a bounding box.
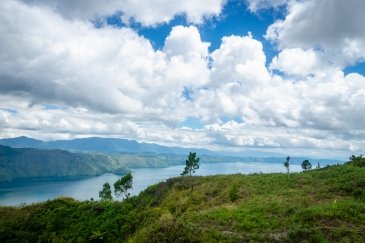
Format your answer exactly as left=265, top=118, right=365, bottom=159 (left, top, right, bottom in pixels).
left=181, top=152, right=200, bottom=176
left=316, top=162, right=321, bottom=169
left=181, top=152, right=200, bottom=192
left=349, top=154, right=365, bottom=167
left=114, top=172, right=133, bottom=199
left=301, top=160, right=312, bottom=171
left=284, top=156, right=290, bottom=174
left=99, top=182, right=113, bottom=201
left=349, top=154, right=362, bottom=162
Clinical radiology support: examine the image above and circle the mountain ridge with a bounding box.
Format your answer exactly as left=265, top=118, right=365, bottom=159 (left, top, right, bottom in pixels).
left=0, top=136, right=287, bottom=158
left=0, top=136, right=342, bottom=165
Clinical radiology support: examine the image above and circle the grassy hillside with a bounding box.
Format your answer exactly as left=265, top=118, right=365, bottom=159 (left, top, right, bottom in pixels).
left=0, top=162, right=364, bottom=242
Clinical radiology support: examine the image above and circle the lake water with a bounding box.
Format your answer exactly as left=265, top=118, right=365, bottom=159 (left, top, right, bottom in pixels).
left=0, top=162, right=303, bottom=206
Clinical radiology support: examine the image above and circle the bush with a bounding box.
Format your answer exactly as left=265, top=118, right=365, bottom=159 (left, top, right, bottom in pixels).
left=229, top=185, right=240, bottom=202
left=348, top=155, right=365, bottom=167
left=353, top=188, right=365, bottom=201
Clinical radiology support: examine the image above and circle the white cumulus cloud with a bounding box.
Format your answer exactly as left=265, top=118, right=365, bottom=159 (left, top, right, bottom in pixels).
left=245, top=0, right=290, bottom=12
left=20, top=0, right=227, bottom=26
left=266, top=0, right=365, bottom=66
left=1, top=0, right=365, bottom=158
left=270, top=48, right=334, bottom=77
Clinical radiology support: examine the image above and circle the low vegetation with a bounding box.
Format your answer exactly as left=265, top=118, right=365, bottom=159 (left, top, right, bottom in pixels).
left=0, top=159, right=364, bottom=242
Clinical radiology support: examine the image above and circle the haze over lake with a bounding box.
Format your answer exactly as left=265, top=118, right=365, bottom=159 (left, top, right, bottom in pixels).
left=0, top=162, right=304, bottom=206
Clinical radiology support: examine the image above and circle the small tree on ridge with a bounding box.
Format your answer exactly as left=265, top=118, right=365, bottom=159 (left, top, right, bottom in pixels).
left=181, top=152, right=200, bottom=176
left=301, top=160, right=312, bottom=171
left=284, top=156, right=290, bottom=174
left=99, top=182, right=113, bottom=201
left=316, top=162, right=321, bottom=169
left=114, top=172, right=133, bottom=200
left=181, top=152, right=200, bottom=192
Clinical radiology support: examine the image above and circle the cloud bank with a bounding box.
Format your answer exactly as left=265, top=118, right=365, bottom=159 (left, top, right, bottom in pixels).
left=266, top=0, right=365, bottom=66
left=20, top=0, right=226, bottom=26
left=1, top=0, right=364, bottom=158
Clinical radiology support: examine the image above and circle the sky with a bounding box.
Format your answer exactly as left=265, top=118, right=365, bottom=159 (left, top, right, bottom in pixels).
left=0, top=0, right=365, bottom=159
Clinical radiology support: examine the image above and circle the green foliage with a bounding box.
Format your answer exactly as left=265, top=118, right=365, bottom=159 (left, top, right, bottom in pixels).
left=229, top=184, right=240, bottom=202
left=353, top=188, right=365, bottom=201
left=301, top=159, right=312, bottom=171
left=349, top=154, right=365, bottom=167
left=99, top=182, right=113, bottom=201
left=114, top=172, right=133, bottom=199
left=181, top=152, right=200, bottom=192
left=1, top=162, right=364, bottom=242
left=181, top=152, right=200, bottom=176
left=331, top=199, right=337, bottom=217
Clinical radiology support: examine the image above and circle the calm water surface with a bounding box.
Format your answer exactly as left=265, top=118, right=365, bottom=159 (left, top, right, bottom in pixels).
left=0, top=162, right=302, bottom=206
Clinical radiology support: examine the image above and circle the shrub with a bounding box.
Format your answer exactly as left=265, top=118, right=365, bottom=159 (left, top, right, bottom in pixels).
left=229, top=185, right=240, bottom=202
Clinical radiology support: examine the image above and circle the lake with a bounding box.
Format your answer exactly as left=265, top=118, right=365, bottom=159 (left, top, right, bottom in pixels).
left=0, top=162, right=303, bottom=206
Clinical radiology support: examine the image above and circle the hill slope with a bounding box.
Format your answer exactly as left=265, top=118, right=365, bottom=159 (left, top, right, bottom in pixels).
left=0, top=145, right=127, bottom=181
left=0, top=163, right=364, bottom=242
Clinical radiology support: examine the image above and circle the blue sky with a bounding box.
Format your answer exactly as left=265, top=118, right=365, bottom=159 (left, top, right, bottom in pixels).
left=0, top=0, right=365, bottom=159
left=104, top=0, right=283, bottom=65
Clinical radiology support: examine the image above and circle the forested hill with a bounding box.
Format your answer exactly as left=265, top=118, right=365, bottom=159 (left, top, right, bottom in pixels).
left=0, top=145, right=127, bottom=181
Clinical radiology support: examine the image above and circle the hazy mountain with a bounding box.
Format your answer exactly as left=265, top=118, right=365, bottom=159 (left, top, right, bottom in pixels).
left=0, top=136, right=45, bottom=148
left=0, top=136, right=283, bottom=157
left=0, top=137, right=342, bottom=166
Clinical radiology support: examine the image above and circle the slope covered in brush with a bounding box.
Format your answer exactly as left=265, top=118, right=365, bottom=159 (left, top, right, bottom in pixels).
left=0, top=162, right=364, bottom=242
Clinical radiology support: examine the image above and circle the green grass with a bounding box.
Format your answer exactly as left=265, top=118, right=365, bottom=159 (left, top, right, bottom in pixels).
left=0, top=163, right=364, bottom=242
